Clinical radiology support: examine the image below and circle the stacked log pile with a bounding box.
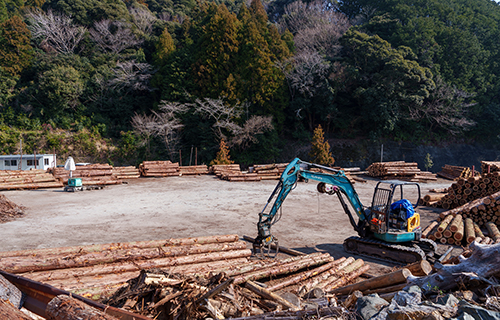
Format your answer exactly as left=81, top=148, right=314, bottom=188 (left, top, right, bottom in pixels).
left=424, top=172, right=500, bottom=210
left=481, top=161, right=500, bottom=174
left=111, top=166, right=140, bottom=179
left=179, top=165, right=209, bottom=175
left=210, top=164, right=262, bottom=182
left=437, top=164, right=478, bottom=180
left=0, top=169, right=63, bottom=190
left=366, top=161, right=436, bottom=182
left=49, top=164, right=121, bottom=186
left=251, top=163, right=288, bottom=180
left=138, top=161, right=180, bottom=177
left=421, top=215, right=466, bottom=246
left=0, top=235, right=373, bottom=319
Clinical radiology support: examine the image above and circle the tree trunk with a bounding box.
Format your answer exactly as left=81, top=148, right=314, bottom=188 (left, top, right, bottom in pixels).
left=330, top=268, right=412, bottom=296
left=0, top=299, right=34, bottom=320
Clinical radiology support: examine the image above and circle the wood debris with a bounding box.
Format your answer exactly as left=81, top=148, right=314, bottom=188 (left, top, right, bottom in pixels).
left=0, top=194, right=25, bottom=223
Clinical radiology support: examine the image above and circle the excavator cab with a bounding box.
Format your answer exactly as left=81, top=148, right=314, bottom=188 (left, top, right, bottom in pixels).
left=366, top=181, right=422, bottom=240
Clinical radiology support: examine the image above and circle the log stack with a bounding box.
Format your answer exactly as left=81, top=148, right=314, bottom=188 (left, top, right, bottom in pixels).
left=481, top=161, right=500, bottom=174
left=437, top=164, right=478, bottom=180
left=0, top=235, right=371, bottom=319
left=138, top=161, right=180, bottom=177
left=427, top=172, right=500, bottom=210
left=210, top=164, right=262, bottom=182
left=251, top=163, right=288, bottom=180
left=366, top=161, right=436, bottom=182
left=179, top=165, right=209, bottom=175
left=422, top=215, right=465, bottom=245
left=0, top=169, right=63, bottom=190
left=49, top=164, right=121, bottom=186
left=111, top=166, right=140, bottom=179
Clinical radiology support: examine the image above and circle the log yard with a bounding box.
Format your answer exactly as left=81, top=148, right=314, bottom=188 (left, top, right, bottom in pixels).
left=1, top=160, right=500, bottom=319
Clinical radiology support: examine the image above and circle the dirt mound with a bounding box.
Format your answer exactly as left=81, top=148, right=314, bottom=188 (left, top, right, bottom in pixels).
left=0, top=194, right=25, bottom=223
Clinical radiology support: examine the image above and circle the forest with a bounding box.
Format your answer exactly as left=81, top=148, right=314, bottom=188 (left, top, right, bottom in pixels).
left=0, top=0, right=500, bottom=166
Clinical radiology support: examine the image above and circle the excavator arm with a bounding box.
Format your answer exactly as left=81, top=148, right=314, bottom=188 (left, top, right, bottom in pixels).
left=255, top=158, right=368, bottom=250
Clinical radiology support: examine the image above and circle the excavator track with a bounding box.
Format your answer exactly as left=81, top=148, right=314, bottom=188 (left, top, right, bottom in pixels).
left=343, top=236, right=426, bottom=264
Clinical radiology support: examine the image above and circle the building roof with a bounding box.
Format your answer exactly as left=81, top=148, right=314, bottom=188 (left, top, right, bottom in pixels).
left=0, top=154, right=55, bottom=159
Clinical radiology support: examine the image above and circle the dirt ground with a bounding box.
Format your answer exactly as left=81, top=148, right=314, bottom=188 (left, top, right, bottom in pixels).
left=0, top=174, right=455, bottom=275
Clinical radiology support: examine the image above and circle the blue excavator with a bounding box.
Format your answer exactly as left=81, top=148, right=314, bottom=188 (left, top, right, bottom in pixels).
left=254, top=158, right=437, bottom=264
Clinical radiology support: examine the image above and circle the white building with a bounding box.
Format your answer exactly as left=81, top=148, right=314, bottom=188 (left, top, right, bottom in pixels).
left=0, top=154, right=57, bottom=171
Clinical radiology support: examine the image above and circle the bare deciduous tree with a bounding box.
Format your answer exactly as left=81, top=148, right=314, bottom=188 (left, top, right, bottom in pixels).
left=108, top=61, right=154, bottom=92
left=229, top=115, right=274, bottom=148
left=129, top=6, right=156, bottom=36
left=193, top=98, right=274, bottom=149
left=409, top=77, right=476, bottom=134
left=89, top=20, right=142, bottom=54
left=132, top=102, right=188, bottom=159
left=26, top=9, right=86, bottom=54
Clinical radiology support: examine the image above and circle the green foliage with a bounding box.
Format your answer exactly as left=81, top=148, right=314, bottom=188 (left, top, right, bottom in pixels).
left=43, top=0, right=131, bottom=26
left=424, top=153, right=433, bottom=170
left=309, top=124, right=334, bottom=166
left=0, top=16, right=33, bottom=77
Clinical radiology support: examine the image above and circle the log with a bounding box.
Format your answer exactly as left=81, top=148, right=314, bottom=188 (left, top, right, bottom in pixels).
left=0, top=241, right=248, bottom=273
left=342, top=290, right=363, bottom=309
left=22, top=250, right=251, bottom=282
left=474, top=223, right=485, bottom=238
left=245, top=281, right=299, bottom=311
left=465, top=218, right=476, bottom=244
left=317, top=259, right=365, bottom=290
left=300, top=257, right=354, bottom=292
left=266, top=259, right=345, bottom=292
left=486, top=222, right=500, bottom=242
left=46, top=295, right=118, bottom=320
left=330, top=268, right=412, bottom=296
left=0, top=299, right=34, bottom=320
left=0, top=274, right=24, bottom=308
left=0, top=234, right=240, bottom=258
left=453, top=218, right=464, bottom=241
left=422, top=221, right=438, bottom=239
left=404, top=260, right=433, bottom=276
left=324, top=264, right=370, bottom=291
left=437, top=215, right=454, bottom=233
left=449, top=214, right=463, bottom=233
left=233, top=253, right=333, bottom=285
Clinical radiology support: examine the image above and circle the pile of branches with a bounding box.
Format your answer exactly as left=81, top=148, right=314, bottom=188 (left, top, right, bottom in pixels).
left=0, top=194, right=25, bottom=223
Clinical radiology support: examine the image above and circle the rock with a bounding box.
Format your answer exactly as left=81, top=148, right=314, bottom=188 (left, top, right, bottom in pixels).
left=355, top=294, right=389, bottom=320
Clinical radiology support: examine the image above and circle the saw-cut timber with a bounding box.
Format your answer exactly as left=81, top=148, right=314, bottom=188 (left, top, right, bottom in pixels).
left=46, top=295, right=118, bottom=320
left=0, top=299, right=35, bottom=320
left=301, top=257, right=354, bottom=292
left=449, top=214, right=463, bottom=232
left=404, top=260, right=432, bottom=276
left=330, top=268, right=412, bottom=296
left=437, top=215, right=454, bottom=233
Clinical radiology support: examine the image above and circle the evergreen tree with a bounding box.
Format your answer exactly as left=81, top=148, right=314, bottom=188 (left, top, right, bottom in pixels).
left=309, top=125, right=334, bottom=166
left=154, top=27, right=176, bottom=65
left=210, top=138, right=234, bottom=165
left=0, top=16, right=33, bottom=77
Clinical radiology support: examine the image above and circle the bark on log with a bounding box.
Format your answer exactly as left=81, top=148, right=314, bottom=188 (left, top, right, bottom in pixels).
left=407, top=242, right=500, bottom=293
left=0, top=234, right=240, bottom=258
left=342, top=290, right=363, bottom=308
left=324, top=264, right=370, bottom=292
left=245, top=281, right=299, bottom=311
left=1, top=241, right=247, bottom=273
left=317, top=259, right=365, bottom=290
left=449, top=214, right=463, bottom=233
left=330, top=268, right=412, bottom=296
left=465, top=218, right=476, bottom=244
left=0, top=299, right=34, bottom=320
left=438, top=215, right=454, bottom=233
left=233, top=253, right=333, bottom=285
left=422, top=221, right=438, bottom=239
left=22, top=250, right=251, bottom=282
left=486, top=222, right=500, bottom=242
left=46, top=295, right=118, bottom=320
left=266, top=259, right=346, bottom=292
left=300, top=257, right=353, bottom=292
